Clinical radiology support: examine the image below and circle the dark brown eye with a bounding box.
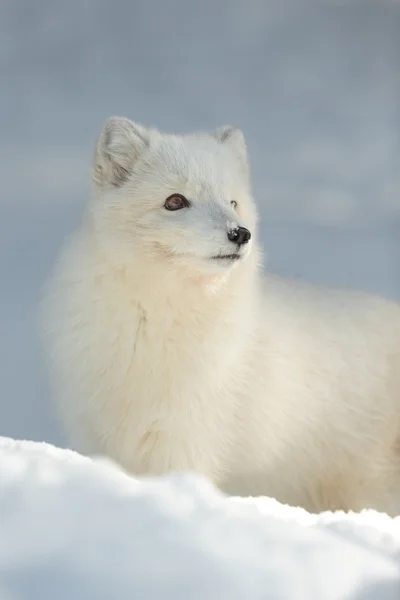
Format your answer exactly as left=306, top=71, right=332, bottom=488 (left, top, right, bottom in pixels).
left=164, top=194, right=189, bottom=211
left=231, top=200, right=238, bottom=209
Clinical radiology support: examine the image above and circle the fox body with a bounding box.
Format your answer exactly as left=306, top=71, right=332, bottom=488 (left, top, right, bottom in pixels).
left=41, top=117, right=400, bottom=515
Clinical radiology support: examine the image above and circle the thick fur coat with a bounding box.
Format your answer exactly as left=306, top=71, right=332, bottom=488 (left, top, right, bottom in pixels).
left=40, top=117, right=400, bottom=515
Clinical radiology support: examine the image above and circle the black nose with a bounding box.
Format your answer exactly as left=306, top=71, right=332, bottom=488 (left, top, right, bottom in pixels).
left=227, top=226, right=251, bottom=246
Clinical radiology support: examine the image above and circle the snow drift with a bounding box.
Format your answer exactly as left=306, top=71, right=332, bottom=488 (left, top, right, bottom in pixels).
left=0, top=437, right=399, bottom=600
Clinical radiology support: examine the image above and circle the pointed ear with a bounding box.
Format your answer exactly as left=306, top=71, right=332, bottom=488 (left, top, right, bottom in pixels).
left=92, top=116, right=150, bottom=187
left=213, top=126, right=249, bottom=176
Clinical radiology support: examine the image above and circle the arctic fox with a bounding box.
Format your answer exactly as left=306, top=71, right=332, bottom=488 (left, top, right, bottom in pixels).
left=41, top=116, right=400, bottom=515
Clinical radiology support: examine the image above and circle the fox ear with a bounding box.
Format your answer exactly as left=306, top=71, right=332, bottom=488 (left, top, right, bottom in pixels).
left=213, top=126, right=249, bottom=176
left=93, top=117, right=150, bottom=187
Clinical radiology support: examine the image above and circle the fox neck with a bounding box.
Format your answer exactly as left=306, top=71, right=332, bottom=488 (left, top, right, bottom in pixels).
left=82, top=213, right=260, bottom=325
left=106, top=259, right=256, bottom=328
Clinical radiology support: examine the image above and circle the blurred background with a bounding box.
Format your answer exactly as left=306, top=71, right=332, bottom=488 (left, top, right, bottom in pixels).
left=0, top=0, right=399, bottom=447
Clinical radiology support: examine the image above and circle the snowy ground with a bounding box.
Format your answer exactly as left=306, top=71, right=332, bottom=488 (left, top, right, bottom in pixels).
left=0, top=438, right=399, bottom=600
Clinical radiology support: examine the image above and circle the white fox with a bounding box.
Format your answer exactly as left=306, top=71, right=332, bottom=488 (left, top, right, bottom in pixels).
left=41, top=116, right=400, bottom=515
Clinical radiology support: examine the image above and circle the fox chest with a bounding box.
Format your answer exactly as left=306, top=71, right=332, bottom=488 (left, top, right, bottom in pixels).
left=85, top=307, right=232, bottom=422
left=67, top=292, right=249, bottom=475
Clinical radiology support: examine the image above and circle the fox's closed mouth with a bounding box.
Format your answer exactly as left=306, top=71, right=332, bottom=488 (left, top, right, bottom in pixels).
left=211, top=254, right=241, bottom=261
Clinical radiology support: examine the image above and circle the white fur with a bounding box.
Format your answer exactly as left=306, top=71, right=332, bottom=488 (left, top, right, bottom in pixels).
left=40, top=117, right=400, bottom=516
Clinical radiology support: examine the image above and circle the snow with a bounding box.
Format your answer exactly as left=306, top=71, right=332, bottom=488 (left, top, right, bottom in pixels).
left=0, top=438, right=399, bottom=600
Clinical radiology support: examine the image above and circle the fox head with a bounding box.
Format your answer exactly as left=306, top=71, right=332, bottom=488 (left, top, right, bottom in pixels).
left=90, top=117, right=259, bottom=283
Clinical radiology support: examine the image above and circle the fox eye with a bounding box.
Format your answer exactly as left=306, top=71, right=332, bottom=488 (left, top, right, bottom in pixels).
left=231, top=200, right=238, bottom=209
left=164, top=194, right=189, bottom=211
